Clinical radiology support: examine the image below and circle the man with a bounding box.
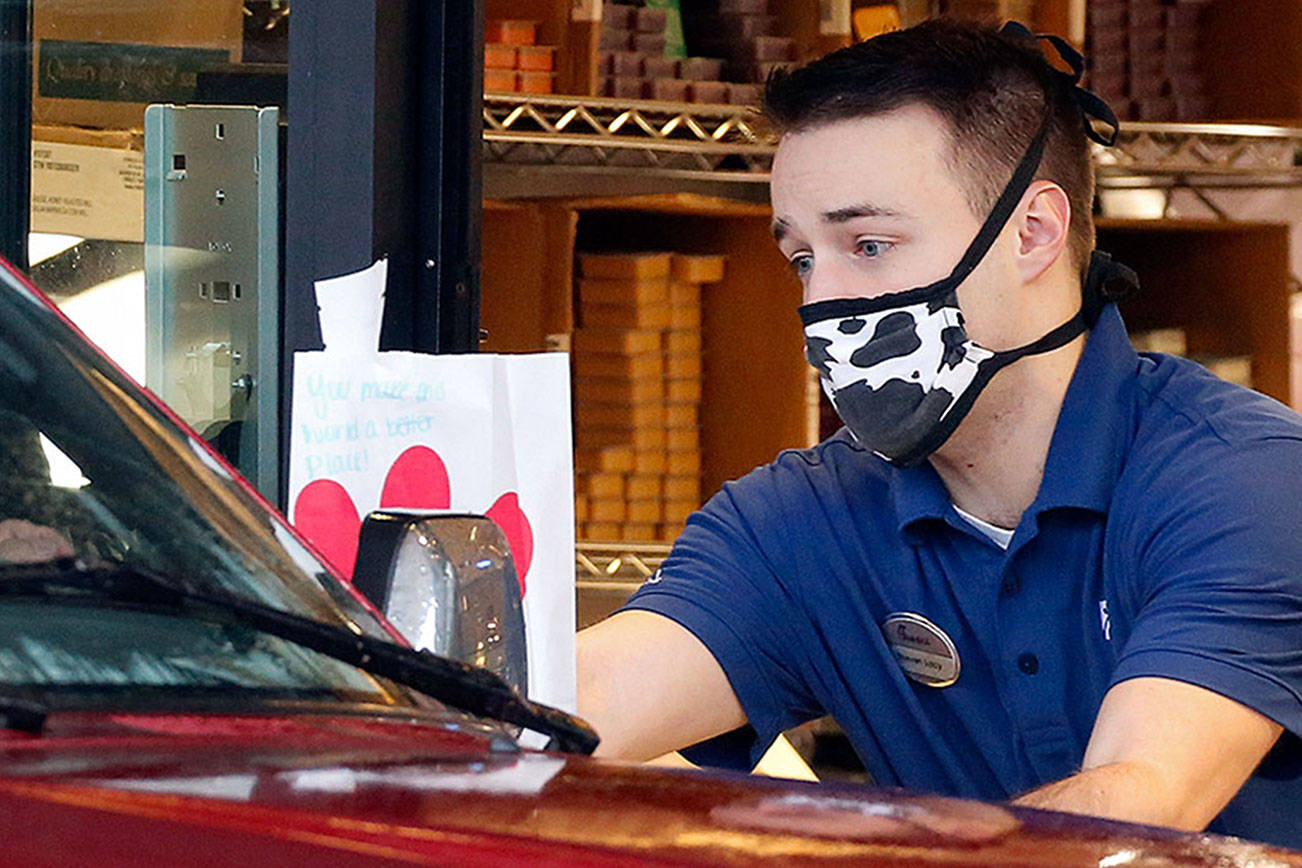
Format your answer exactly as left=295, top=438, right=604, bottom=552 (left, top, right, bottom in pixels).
left=577, top=20, right=1302, bottom=848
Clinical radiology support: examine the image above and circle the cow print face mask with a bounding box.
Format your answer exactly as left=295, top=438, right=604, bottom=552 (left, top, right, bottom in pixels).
left=798, top=59, right=1136, bottom=467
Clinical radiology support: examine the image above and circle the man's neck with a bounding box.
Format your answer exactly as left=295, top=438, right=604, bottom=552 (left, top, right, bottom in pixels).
left=927, top=335, right=1086, bottom=530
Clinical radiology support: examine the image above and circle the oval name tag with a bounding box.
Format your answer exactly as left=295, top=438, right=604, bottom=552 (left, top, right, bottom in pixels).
left=881, top=612, right=961, bottom=688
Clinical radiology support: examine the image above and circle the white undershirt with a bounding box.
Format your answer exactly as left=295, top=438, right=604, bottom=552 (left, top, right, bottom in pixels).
left=951, top=503, right=1015, bottom=550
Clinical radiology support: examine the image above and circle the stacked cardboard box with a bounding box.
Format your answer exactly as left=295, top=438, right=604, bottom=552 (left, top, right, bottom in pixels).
left=938, top=0, right=1036, bottom=24
left=485, top=19, right=558, bottom=95
left=1085, top=0, right=1211, bottom=121
left=600, top=1, right=744, bottom=103
left=680, top=0, right=794, bottom=103
left=573, top=251, right=725, bottom=542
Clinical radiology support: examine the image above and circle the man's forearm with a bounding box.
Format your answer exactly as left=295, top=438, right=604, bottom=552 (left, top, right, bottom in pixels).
left=1013, top=760, right=1203, bottom=831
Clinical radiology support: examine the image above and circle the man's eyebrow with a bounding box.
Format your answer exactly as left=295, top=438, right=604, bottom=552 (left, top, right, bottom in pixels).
left=771, top=217, right=792, bottom=243
left=822, top=204, right=908, bottom=223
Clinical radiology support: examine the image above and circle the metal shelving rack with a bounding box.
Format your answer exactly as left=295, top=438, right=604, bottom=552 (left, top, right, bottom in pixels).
left=484, top=94, right=1302, bottom=202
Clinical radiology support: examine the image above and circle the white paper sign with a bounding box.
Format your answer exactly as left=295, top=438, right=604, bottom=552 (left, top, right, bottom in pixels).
left=287, top=264, right=576, bottom=713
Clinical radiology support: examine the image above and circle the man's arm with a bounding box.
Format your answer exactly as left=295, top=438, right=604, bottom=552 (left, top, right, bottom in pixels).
left=577, top=609, right=748, bottom=760
left=1014, top=677, right=1283, bottom=830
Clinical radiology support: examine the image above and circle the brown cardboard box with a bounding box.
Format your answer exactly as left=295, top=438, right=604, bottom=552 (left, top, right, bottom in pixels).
left=579, top=472, right=625, bottom=499
left=665, top=404, right=698, bottom=430
left=667, top=378, right=702, bottom=404
left=584, top=522, right=622, bottom=540
left=664, top=476, right=700, bottom=502
left=32, top=0, right=245, bottom=130
left=583, top=303, right=672, bottom=330
left=663, top=330, right=702, bottom=355
left=575, top=446, right=635, bottom=473
left=575, top=426, right=666, bottom=453
left=671, top=254, right=726, bottom=284
left=31, top=124, right=144, bottom=242
left=667, top=451, right=701, bottom=476
left=573, top=352, right=663, bottom=380
left=667, top=428, right=697, bottom=452
left=627, top=501, right=663, bottom=523
left=575, top=495, right=590, bottom=522
left=589, top=498, right=628, bottom=523
left=580, top=278, right=670, bottom=306
left=622, top=523, right=659, bottom=541
left=582, top=403, right=666, bottom=429
left=634, top=450, right=667, bottom=475
left=664, top=500, right=697, bottom=524
left=665, top=353, right=703, bottom=379
left=580, top=251, right=672, bottom=280
left=573, top=329, right=663, bottom=355
left=626, top=474, right=662, bottom=500
left=575, top=377, right=665, bottom=405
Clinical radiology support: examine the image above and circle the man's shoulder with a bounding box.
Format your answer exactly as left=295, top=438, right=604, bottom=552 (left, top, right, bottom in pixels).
left=1117, top=352, right=1302, bottom=508
left=721, top=428, right=892, bottom=504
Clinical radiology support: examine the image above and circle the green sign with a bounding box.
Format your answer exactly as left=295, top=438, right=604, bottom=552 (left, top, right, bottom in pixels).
left=38, top=40, right=230, bottom=103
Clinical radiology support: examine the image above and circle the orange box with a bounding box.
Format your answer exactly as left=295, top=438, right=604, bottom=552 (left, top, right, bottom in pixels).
left=518, top=70, right=555, bottom=94
left=657, top=522, right=684, bottom=542
left=582, top=403, right=666, bottom=429
left=670, top=280, right=701, bottom=308
left=670, top=306, right=700, bottom=330
left=575, top=495, right=590, bottom=522
left=589, top=498, right=627, bottom=523
left=584, top=522, right=622, bottom=541
left=627, top=501, right=663, bottom=523
left=580, top=277, right=670, bottom=306
left=574, top=352, right=663, bottom=381
left=484, top=68, right=518, bottom=92
left=575, top=377, right=665, bottom=405
left=575, top=427, right=666, bottom=453
left=664, top=475, right=700, bottom=502
left=580, top=252, right=673, bottom=281
left=486, top=19, right=537, bottom=45
left=671, top=254, right=726, bottom=284
left=575, top=446, right=635, bottom=474
left=665, top=404, right=698, bottom=430
left=626, top=474, right=663, bottom=500
left=623, top=523, right=659, bottom=541
left=517, top=44, right=557, bottom=71
left=667, top=378, right=702, bottom=404
left=667, top=429, right=697, bottom=452
left=664, top=500, right=697, bottom=525
left=583, top=303, right=671, bottom=330
left=579, top=472, right=625, bottom=499
left=573, top=328, right=662, bottom=355
left=667, top=451, right=701, bottom=476
left=484, top=43, right=517, bottom=69
left=665, top=353, right=702, bottom=379
left=635, top=450, right=667, bottom=475
left=663, top=330, right=701, bottom=354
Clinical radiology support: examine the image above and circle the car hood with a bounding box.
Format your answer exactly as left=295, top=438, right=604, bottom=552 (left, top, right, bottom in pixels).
left=0, top=710, right=1297, bottom=867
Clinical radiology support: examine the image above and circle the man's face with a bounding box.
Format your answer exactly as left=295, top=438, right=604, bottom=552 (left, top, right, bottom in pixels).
left=770, top=105, right=1026, bottom=351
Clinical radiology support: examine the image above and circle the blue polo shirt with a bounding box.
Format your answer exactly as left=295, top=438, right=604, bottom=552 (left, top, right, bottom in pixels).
left=622, top=304, right=1302, bottom=848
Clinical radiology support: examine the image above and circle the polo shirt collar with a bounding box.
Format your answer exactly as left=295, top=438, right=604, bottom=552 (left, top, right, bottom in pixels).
left=890, top=303, right=1139, bottom=535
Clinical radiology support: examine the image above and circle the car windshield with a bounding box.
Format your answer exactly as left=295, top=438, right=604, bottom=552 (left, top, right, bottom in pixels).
left=0, top=265, right=409, bottom=710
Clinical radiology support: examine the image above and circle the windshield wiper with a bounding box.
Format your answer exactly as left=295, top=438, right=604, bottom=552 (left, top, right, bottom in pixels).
left=0, top=559, right=598, bottom=754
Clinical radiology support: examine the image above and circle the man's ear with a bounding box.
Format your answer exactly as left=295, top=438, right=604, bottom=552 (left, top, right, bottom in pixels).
left=1015, top=181, right=1072, bottom=283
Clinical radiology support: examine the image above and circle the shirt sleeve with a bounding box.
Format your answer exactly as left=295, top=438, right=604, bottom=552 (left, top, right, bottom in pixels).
left=1110, top=435, right=1302, bottom=740
left=617, top=473, right=822, bottom=769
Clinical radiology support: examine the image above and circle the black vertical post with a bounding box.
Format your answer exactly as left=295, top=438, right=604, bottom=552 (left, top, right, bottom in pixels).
left=0, top=0, right=31, bottom=270
left=417, top=0, right=484, bottom=354
left=283, top=0, right=484, bottom=506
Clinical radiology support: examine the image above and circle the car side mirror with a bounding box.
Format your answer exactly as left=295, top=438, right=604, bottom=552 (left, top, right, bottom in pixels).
left=351, top=511, right=528, bottom=694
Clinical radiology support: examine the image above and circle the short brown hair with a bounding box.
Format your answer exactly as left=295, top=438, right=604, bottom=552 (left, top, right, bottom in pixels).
left=763, top=19, right=1097, bottom=271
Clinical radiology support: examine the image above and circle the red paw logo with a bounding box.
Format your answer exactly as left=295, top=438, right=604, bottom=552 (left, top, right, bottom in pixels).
left=292, top=445, right=532, bottom=596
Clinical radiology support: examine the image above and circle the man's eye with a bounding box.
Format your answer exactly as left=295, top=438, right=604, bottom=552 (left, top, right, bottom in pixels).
left=857, top=240, right=891, bottom=258
left=789, top=254, right=813, bottom=277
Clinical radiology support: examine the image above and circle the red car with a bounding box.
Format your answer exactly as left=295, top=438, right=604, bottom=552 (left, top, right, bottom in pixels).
left=0, top=255, right=1298, bottom=867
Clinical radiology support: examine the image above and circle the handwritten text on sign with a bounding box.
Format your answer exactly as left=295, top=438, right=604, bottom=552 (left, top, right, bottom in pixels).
left=298, top=373, right=449, bottom=479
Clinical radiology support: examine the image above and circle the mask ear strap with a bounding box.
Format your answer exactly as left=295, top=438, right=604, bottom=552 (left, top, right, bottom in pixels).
left=943, top=112, right=1051, bottom=289
left=1001, top=20, right=1121, bottom=147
